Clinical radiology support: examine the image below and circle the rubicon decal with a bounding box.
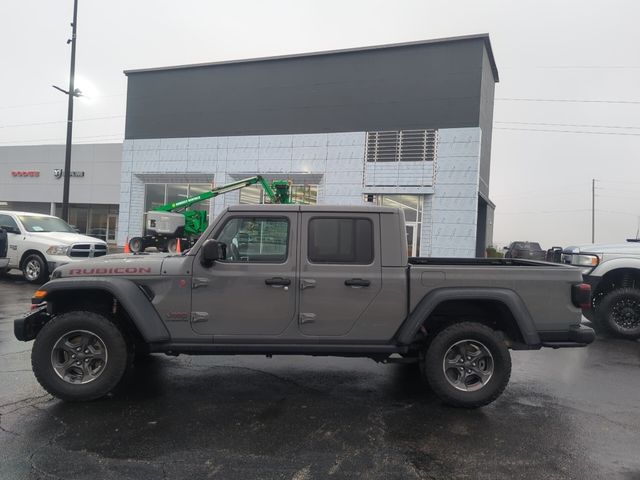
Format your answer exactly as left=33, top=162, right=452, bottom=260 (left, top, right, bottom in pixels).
left=68, top=267, right=153, bottom=275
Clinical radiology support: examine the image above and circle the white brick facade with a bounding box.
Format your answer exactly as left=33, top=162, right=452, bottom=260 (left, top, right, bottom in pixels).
left=118, top=127, right=483, bottom=257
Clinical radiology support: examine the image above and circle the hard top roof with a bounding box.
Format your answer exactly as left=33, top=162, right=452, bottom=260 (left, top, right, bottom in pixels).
left=227, top=204, right=399, bottom=214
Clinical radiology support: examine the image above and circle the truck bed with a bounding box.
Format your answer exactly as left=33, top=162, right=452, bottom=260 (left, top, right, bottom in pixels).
left=407, top=257, right=583, bottom=333
left=409, top=257, right=565, bottom=267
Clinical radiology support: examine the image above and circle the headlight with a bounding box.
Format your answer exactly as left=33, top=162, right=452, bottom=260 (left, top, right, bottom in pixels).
left=570, top=254, right=599, bottom=267
left=46, top=245, right=69, bottom=255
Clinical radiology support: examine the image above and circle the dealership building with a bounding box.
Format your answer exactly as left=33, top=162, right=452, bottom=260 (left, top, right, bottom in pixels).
left=119, top=33, right=498, bottom=257
left=1, top=34, right=498, bottom=257
left=0, top=143, right=122, bottom=243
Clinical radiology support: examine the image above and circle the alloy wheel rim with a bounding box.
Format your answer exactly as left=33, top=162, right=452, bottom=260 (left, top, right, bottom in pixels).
left=611, top=297, right=640, bottom=331
left=442, top=339, right=494, bottom=392
left=50, top=330, right=108, bottom=384
left=25, top=260, right=40, bottom=280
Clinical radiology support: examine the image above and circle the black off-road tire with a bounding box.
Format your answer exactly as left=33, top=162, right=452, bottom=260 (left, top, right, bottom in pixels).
left=128, top=237, right=144, bottom=253
left=22, top=253, right=48, bottom=284
left=596, top=288, right=640, bottom=340
left=423, top=322, right=512, bottom=408
left=32, top=311, right=130, bottom=401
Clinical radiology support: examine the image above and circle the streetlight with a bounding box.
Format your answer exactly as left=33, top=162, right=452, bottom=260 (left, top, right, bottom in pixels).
left=51, top=0, right=79, bottom=222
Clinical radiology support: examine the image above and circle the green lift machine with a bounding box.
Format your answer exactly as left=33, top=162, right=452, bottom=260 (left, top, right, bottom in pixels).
left=128, top=175, right=292, bottom=253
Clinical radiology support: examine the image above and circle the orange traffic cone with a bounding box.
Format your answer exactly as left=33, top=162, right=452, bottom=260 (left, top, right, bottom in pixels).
left=176, top=238, right=182, bottom=254
left=124, top=237, right=131, bottom=254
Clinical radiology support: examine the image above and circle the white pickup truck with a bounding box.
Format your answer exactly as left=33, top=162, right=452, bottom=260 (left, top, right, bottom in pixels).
left=563, top=240, right=640, bottom=339
left=0, top=211, right=107, bottom=283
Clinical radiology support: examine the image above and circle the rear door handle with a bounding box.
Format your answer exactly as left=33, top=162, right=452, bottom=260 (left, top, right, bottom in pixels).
left=265, top=277, right=291, bottom=286
left=344, top=278, right=371, bottom=287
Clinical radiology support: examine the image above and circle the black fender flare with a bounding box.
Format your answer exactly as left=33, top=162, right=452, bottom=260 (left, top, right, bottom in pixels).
left=37, top=277, right=170, bottom=342
left=395, top=287, right=541, bottom=346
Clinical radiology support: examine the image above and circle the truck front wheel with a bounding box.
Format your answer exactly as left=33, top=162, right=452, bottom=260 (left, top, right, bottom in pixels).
left=596, top=288, right=640, bottom=339
left=31, top=311, right=130, bottom=401
left=423, top=322, right=511, bottom=408
left=22, top=253, right=48, bottom=283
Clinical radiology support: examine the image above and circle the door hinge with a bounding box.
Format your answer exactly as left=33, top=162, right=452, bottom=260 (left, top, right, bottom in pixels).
left=300, top=278, right=316, bottom=290
left=299, top=312, right=316, bottom=324
left=191, top=311, right=209, bottom=323
left=192, top=277, right=209, bottom=289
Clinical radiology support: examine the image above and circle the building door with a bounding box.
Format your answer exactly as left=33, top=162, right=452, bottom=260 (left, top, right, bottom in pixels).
left=406, top=223, right=418, bottom=257
left=298, top=213, right=382, bottom=337
left=191, top=213, right=298, bottom=336
left=106, top=215, right=118, bottom=244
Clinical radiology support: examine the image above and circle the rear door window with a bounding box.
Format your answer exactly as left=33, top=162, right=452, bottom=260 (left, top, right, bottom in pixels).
left=307, top=217, right=373, bottom=264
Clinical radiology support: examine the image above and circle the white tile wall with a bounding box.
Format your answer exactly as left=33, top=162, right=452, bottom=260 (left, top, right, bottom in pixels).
left=118, top=128, right=484, bottom=259
left=430, top=127, right=482, bottom=257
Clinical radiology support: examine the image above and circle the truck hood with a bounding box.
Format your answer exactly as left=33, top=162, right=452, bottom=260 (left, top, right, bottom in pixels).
left=563, top=243, right=640, bottom=255
left=53, top=253, right=169, bottom=278
left=26, top=232, right=106, bottom=245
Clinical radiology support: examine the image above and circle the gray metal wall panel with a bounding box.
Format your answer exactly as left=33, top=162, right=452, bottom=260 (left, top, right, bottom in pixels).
left=478, top=48, right=495, bottom=197
left=124, top=40, right=489, bottom=139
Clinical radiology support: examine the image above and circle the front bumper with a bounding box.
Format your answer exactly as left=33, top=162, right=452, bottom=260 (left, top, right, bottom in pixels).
left=539, top=323, right=596, bottom=348
left=14, top=306, right=51, bottom=342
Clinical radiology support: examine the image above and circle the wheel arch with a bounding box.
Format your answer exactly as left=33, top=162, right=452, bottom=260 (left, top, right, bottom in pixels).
left=592, top=266, right=640, bottom=306
left=38, top=278, right=170, bottom=344
left=19, top=249, right=46, bottom=269
left=395, top=288, right=541, bottom=348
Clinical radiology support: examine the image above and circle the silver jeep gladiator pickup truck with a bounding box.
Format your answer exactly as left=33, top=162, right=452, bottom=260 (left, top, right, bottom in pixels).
left=15, top=205, right=595, bottom=408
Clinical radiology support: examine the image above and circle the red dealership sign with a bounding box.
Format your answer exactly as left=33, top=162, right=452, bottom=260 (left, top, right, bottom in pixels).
left=11, top=170, right=40, bottom=177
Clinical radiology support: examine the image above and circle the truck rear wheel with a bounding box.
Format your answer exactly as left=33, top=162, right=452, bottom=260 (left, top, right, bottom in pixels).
left=423, top=322, right=511, bottom=408
left=596, top=288, right=640, bottom=339
left=31, top=311, right=130, bottom=401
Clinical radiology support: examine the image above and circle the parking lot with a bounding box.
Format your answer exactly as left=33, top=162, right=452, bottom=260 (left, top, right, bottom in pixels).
left=1, top=273, right=639, bottom=480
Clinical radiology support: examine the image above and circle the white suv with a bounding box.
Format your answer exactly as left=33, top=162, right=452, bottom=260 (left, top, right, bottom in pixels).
left=0, top=211, right=108, bottom=283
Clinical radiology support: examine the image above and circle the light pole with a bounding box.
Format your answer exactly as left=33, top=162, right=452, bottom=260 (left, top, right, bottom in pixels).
left=52, top=0, right=80, bottom=222
left=591, top=178, right=596, bottom=243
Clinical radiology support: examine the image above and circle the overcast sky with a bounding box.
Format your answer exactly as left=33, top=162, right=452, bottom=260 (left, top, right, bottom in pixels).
left=1, top=0, right=639, bottom=248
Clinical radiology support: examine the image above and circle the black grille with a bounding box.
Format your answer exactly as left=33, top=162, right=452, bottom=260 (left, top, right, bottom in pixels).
left=69, top=243, right=108, bottom=258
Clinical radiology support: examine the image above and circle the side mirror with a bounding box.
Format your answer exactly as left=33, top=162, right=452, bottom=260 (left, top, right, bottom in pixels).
left=201, top=239, right=227, bottom=267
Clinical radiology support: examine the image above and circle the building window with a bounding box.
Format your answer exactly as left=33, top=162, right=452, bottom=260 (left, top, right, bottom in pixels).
left=239, top=184, right=318, bottom=205
left=308, top=217, right=373, bottom=264
left=144, top=183, right=213, bottom=214
left=366, top=194, right=424, bottom=257
left=366, top=130, right=436, bottom=162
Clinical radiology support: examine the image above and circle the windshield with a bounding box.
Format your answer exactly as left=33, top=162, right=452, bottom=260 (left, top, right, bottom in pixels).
left=18, top=215, right=76, bottom=233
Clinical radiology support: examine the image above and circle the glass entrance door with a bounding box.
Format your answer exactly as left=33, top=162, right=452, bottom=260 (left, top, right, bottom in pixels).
left=106, top=215, right=118, bottom=244
left=406, top=223, right=419, bottom=257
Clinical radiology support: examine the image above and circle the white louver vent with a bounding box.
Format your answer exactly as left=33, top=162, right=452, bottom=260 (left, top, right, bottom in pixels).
left=366, top=130, right=437, bottom=163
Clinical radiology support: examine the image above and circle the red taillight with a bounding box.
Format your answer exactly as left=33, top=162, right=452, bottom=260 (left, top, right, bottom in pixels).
left=571, top=283, right=592, bottom=309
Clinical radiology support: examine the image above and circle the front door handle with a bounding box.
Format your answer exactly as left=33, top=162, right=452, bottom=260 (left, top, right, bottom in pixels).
left=265, top=277, right=291, bottom=286
left=344, top=278, right=371, bottom=287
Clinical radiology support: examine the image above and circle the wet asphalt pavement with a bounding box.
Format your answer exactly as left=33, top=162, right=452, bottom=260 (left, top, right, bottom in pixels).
left=1, top=273, right=639, bottom=480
